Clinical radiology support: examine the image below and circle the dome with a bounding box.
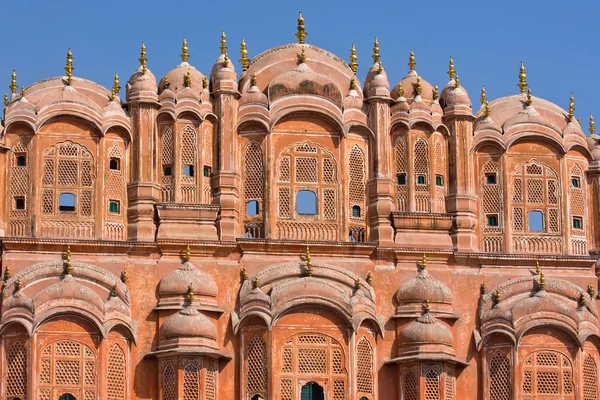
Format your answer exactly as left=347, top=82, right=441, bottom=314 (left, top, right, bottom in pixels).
left=392, top=70, right=435, bottom=102
left=396, top=268, right=453, bottom=305
left=2, top=289, right=33, bottom=314
left=158, top=62, right=205, bottom=95
left=440, top=79, right=456, bottom=103
left=159, top=261, right=218, bottom=298
left=239, top=83, right=268, bottom=107
left=211, top=54, right=237, bottom=85
left=126, top=67, right=157, bottom=102
left=160, top=306, right=217, bottom=340
left=158, top=87, right=175, bottom=102
left=367, top=66, right=390, bottom=98
left=363, top=62, right=381, bottom=95
left=443, top=80, right=471, bottom=107
left=34, top=275, right=104, bottom=311
left=399, top=312, right=454, bottom=346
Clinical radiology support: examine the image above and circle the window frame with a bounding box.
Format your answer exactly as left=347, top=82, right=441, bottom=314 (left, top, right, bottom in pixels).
left=58, top=192, right=77, bottom=213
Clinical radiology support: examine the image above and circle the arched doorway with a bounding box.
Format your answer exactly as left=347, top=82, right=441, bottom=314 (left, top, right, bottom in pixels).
left=301, top=381, right=324, bottom=400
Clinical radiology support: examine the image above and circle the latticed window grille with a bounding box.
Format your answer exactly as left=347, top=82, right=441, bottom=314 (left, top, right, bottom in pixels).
left=107, top=344, right=126, bottom=400
left=434, top=138, right=446, bottom=212
left=583, top=353, right=598, bottom=400
left=521, top=350, right=574, bottom=398
left=161, top=126, right=175, bottom=202
left=402, top=366, right=419, bottom=400
left=205, top=363, right=217, bottom=400
left=246, top=335, right=268, bottom=397
left=183, top=362, right=200, bottom=400
left=202, top=123, right=214, bottom=204
left=105, top=144, right=126, bottom=240
left=444, top=364, right=455, bottom=400
left=9, top=141, right=29, bottom=236
left=6, top=341, right=27, bottom=399
left=38, top=340, right=97, bottom=399
left=180, top=125, right=198, bottom=202
left=162, top=362, right=177, bottom=400
left=243, top=141, right=265, bottom=238
left=481, top=159, right=504, bottom=251
left=488, top=350, right=511, bottom=400
left=356, top=337, right=373, bottom=395
left=423, top=363, right=441, bottom=400
left=278, top=333, right=347, bottom=400
left=348, top=145, right=367, bottom=237
left=569, top=163, right=586, bottom=238
left=395, top=136, right=408, bottom=211
left=413, top=137, right=431, bottom=212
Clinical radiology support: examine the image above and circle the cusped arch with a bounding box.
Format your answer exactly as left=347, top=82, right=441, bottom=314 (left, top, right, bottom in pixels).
left=270, top=107, right=345, bottom=136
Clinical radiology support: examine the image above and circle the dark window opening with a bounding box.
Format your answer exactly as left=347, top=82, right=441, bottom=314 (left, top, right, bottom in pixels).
left=485, top=173, right=497, bottom=185
left=109, top=200, right=120, bottom=214
left=573, top=217, right=582, bottom=230
left=14, top=197, right=25, bottom=210
left=417, top=175, right=426, bottom=185
left=109, top=157, right=120, bottom=170
left=296, top=190, right=317, bottom=215
left=487, top=214, right=498, bottom=227
left=203, top=166, right=211, bottom=177
left=183, top=165, right=195, bottom=177
left=528, top=210, right=544, bottom=231
left=250, top=396, right=264, bottom=400
left=352, top=205, right=361, bottom=217
left=15, top=154, right=26, bottom=166
left=163, top=165, right=172, bottom=176
left=436, top=175, right=443, bottom=186
left=572, top=177, right=580, bottom=188
left=59, top=395, right=76, bottom=400
left=59, top=193, right=76, bottom=212
left=246, top=200, right=259, bottom=217
left=300, top=382, right=324, bottom=400
left=397, top=173, right=406, bottom=185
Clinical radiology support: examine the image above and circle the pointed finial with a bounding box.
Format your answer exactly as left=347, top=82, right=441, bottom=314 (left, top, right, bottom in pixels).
left=415, top=76, right=422, bottom=96
left=139, top=42, right=147, bottom=74
left=568, top=93, right=575, bottom=121
left=65, top=48, right=74, bottom=85
left=578, top=116, right=582, bottom=125
left=433, top=84, right=439, bottom=101
left=408, top=49, right=416, bottom=71
left=240, top=38, right=249, bottom=72
left=220, top=31, right=227, bottom=55
left=454, top=73, right=460, bottom=88
left=252, top=276, right=259, bottom=289
left=184, top=69, right=192, bottom=87
left=366, top=271, right=373, bottom=286
left=185, top=244, right=191, bottom=262
left=110, top=72, right=121, bottom=101
left=202, top=75, right=209, bottom=90
left=590, top=114, right=596, bottom=135
left=3, top=266, right=10, bottom=282
left=517, top=61, right=528, bottom=94
left=3, top=93, right=8, bottom=107
left=296, top=11, right=307, bottom=44
left=223, top=54, right=230, bottom=68
left=447, top=57, right=455, bottom=80
left=480, top=282, right=487, bottom=295
left=181, top=37, right=189, bottom=63
left=305, top=246, right=313, bottom=277
left=526, top=87, right=533, bottom=106
left=19, top=86, right=25, bottom=97
left=350, top=76, right=357, bottom=90
left=484, top=101, right=491, bottom=118
left=64, top=245, right=72, bottom=275
left=14, top=279, right=21, bottom=292
left=111, top=283, right=118, bottom=298
left=186, top=283, right=194, bottom=306
left=539, top=270, right=545, bottom=291
left=423, top=299, right=431, bottom=313
left=494, top=289, right=501, bottom=305
left=163, top=74, right=170, bottom=90
left=480, top=86, right=487, bottom=105
left=240, top=265, right=248, bottom=281
left=535, top=260, right=541, bottom=275
left=588, top=283, right=596, bottom=299
left=372, top=36, right=380, bottom=64
left=355, top=278, right=362, bottom=293
left=298, top=48, right=306, bottom=64
left=397, top=81, right=404, bottom=97
left=9, top=70, right=17, bottom=95
left=120, top=270, right=128, bottom=284
left=349, top=43, right=358, bottom=74
left=377, top=61, right=383, bottom=74
left=251, top=73, right=258, bottom=87
left=421, top=253, right=427, bottom=270
left=580, top=292, right=587, bottom=308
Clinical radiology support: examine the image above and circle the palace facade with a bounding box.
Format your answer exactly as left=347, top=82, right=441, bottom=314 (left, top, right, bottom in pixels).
left=1, top=13, right=600, bottom=400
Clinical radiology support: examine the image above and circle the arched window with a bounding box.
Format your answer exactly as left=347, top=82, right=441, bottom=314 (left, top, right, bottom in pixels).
left=414, top=137, right=430, bottom=212
left=243, top=141, right=265, bottom=238
left=183, top=362, right=200, bottom=400
left=522, top=351, right=574, bottom=397
left=488, top=351, right=511, bottom=400
left=246, top=335, right=267, bottom=399
left=109, top=158, right=120, bottom=170
left=528, top=210, right=544, bottom=231
left=6, top=341, right=27, bottom=400
left=296, top=190, right=317, bottom=215
left=300, top=382, right=324, bottom=400
left=356, top=337, right=374, bottom=397
left=161, top=126, right=174, bottom=202
left=583, top=353, right=598, bottom=400
left=402, top=368, right=418, bottom=400
left=162, top=362, right=177, bottom=400
left=247, top=200, right=259, bottom=217
left=105, top=143, right=126, bottom=240
left=395, top=136, right=408, bottom=211
left=180, top=125, right=198, bottom=203
left=481, top=158, right=503, bottom=253
left=9, top=141, right=29, bottom=236
left=352, top=205, right=361, bottom=218
left=59, top=193, right=76, bottom=212
left=107, top=344, right=126, bottom=400
left=15, top=154, right=26, bottom=166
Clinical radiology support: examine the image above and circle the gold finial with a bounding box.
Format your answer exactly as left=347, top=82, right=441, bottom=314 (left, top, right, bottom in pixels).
left=9, top=70, right=17, bottom=95
left=568, top=93, right=575, bottom=121
left=578, top=116, right=582, bottom=125
left=240, top=266, right=248, bottom=281
left=3, top=93, right=8, bottom=107
left=377, top=60, right=383, bottom=74
left=111, top=283, right=118, bottom=298
left=526, top=87, right=533, bottom=106
left=366, top=271, right=373, bottom=286
left=535, top=260, right=541, bottom=275
left=139, top=42, right=147, bottom=74
left=480, top=282, right=487, bottom=295
left=240, top=38, right=249, bottom=72
left=421, top=253, right=427, bottom=270
left=423, top=299, right=431, bottom=313
left=163, top=74, right=170, bottom=90
left=184, top=69, right=192, bottom=87
left=202, top=75, right=209, bottom=90
left=447, top=57, right=455, bottom=80
left=14, top=279, right=21, bottom=292
left=588, top=283, right=596, bottom=299
left=110, top=72, right=121, bottom=101
left=349, top=43, right=358, bottom=74
left=433, top=84, right=439, bottom=101
left=355, top=278, right=362, bottom=293
left=484, top=101, right=491, bottom=118
left=20, top=85, right=25, bottom=97
left=580, top=292, right=587, bottom=308
left=185, top=244, right=191, bottom=262
left=415, top=76, right=422, bottom=96
left=590, top=114, right=596, bottom=135
left=350, top=76, right=357, bottom=90
left=251, top=73, right=258, bottom=87
left=181, top=37, right=189, bottom=63
left=305, top=246, right=313, bottom=277
left=372, top=36, right=380, bottom=64
left=494, top=289, right=501, bottom=305
left=408, top=49, right=416, bottom=71
left=252, top=276, right=259, bottom=289
left=3, top=266, right=10, bottom=282
left=64, top=245, right=72, bottom=275
left=454, top=73, right=460, bottom=88
left=296, top=11, right=307, bottom=44
left=220, top=31, right=227, bottom=55
left=397, top=81, right=404, bottom=97
left=186, top=283, right=195, bottom=305
left=223, top=54, right=230, bottom=68
left=120, top=270, right=128, bottom=284
left=65, top=48, right=74, bottom=85
left=539, top=270, right=545, bottom=291
left=298, top=48, right=306, bottom=64
left=517, top=61, right=527, bottom=94
left=480, top=86, right=487, bottom=105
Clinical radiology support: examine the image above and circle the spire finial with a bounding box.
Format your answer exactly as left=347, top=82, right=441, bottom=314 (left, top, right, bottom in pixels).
left=349, top=43, right=358, bottom=74
left=220, top=31, right=227, bottom=55
left=185, top=244, right=191, bottom=262
left=415, top=76, right=422, bottom=96
left=580, top=292, right=587, bottom=308
left=447, top=57, right=455, bottom=80
left=408, top=49, right=416, bottom=71
left=3, top=93, right=8, bottom=107
left=14, top=279, right=21, bottom=292
left=184, top=69, right=192, bottom=87
left=181, top=37, right=189, bottom=63
left=298, top=48, right=306, bottom=64
left=186, top=283, right=194, bottom=306
left=480, top=282, right=487, bottom=295
left=252, top=276, right=259, bottom=289
left=9, top=70, right=17, bottom=95
left=355, top=278, right=362, bottom=293
left=372, top=36, right=380, bottom=64
left=20, top=85, right=25, bottom=97
left=163, top=74, right=170, bottom=90
left=421, top=253, right=427, bottom=270
left=111, top=283, right=118, bottom=298
left=568, top=93, right=575, bottom=121
left=65, top=48, right=74, bottom=85
left=535, top=260, right=541, bottom=275
left=296, top=11, right=307, bottom=44
left=110, top=72, right=121, bottom=101
left=539, top=270, right=545, bottom=291
left=590, top=113, right=596, bottom=135
left=240, top=265, right=248, bottom=281
left=3, top=266, right=10, bottom=282
left=484, top=101, right=491, bottom=118
left=480, top=86, right=487, bottom=105
left=423, top=299, right=431, bottom=313
left=305, top=246, right=313, bottom=276
left=223, top=53, right=230, bottom=68
left=578, top=116, right=582, bottom=125
left=350, top=76, right=357, bottom=90
left=366, top=271, right=374, bottom=286
left=202, top=75, right=208, bottom=90
left=120, top=270, right=128, bottom=284
left=64, top=245, right=72, bottom=275
left=377, top=60, right=383, bottom=74
left=518, top=61, right=528, bottom=94
left=240, top=38, right=249, bottom=72
left=526, top=87, right=533, bottom=106
left=251, top=73, right=257, bottom=87
left=139, top=42, right=147, bottom=74
left=433, top=84, right=439, bottom=101
left=454, top=73, right=460, bottom=88
left=397, top=81, right=404, bottom=97
left=494, top=289, right=501, bottom=305
left=588, top=283, right=596, bottom=299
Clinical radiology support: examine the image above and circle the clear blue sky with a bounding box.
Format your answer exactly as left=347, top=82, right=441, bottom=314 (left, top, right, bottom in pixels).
left=2, top=0, right=599, bottom=128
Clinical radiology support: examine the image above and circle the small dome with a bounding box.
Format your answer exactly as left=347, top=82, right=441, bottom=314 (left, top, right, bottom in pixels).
left=2, top=289, right=33, bottom=314
left=127, top=67, right=157, bottom=102
left=102, top=99, right=126, bottom=117
left=211, top=54, right=237, bottom=85
left=392, top=70, right=435, bottom=102
left=370, top=69, right=390, bottom=91
left=159, top=261, right=218, bottom=298
left=34, top=275, right=104, bottom=311
left=158, top=87, right=175, bottom=102
left=160, top=306, right=217, bottom=340
left=396, top=268, right=453, bottom=305
left=362, top=62, right=380, bottom=94
left=443, top=83, right=471, bottom=107
left=440, top=79, right=455, bottom=103
left=399, top=313, right=454, bottom=346
left=240, top=83, right=268, bottom=107
left=158, top=62, right=205, bottom=95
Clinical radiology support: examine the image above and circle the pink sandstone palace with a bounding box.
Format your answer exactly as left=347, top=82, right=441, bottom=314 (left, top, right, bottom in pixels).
left=1, top=11, right=600, bottom=400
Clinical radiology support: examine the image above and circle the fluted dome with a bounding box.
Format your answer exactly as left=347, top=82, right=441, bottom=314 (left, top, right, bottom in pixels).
left=443, top=82, right=471, bottom=107
left=396, top=268, right=453, bottom=305
left=126, top=67, right=157, bottom=102
left=34, top=275, right=104, bottom=311
left=158, top=62, right=205, bottom=95
left=239, top=83, right=268, bottom=107
left=392, top=70, right=435, bottom=102
left=399, top=312, right=454, bottom=346
left=160, top=306, right=217, bottom=340
left=159, top=261, right=218, bottom=297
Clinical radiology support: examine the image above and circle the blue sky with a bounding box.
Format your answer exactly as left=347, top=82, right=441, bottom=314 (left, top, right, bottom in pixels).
left=2, top=0, right=598, bottom=128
